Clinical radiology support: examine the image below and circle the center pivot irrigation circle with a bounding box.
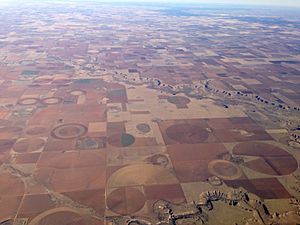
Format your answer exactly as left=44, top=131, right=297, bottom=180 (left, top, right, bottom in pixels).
left=136, top=123, right=151, bottom=133
left=106, top=187, right=146, bottom=215
left=70, top=90, right=86, bottom=96
left=28, top=208, right=89, bottom=225
left=208, top=159, right=242, bottom=180
left=13, top=138, right=45, bottom=153
left=107, top=133, right=135, bottom=147
left=17, top=98, right=39, bottom=106
left=167, top=96, right=191, bottom=105
left=51, top=123, right=87, bottom=140
left=40, top=97, right=63, bottom=105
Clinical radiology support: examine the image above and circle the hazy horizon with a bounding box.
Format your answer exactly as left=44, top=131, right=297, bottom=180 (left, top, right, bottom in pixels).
left=0, top=0, right=300, bottom=7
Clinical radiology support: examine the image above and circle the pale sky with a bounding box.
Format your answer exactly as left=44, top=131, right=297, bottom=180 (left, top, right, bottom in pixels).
left=192, top=0, right=300, bottom=7
left=0, top=0, right=299, bottom=7
left=106, top=0, right=300, bottom=7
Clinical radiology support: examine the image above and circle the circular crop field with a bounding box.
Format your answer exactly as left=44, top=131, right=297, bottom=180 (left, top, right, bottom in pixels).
left=107, top=133, right=135, bottom=147
left=13, top=138, right=45, bottom=153
left=167, top=96, right=191, bottom=105
left=17, top=98, right=39, bottom=106
left=208, top=160, right=243, bottom=180
left=70, top=90, right=86, bottom=96
left=51, top=123, right=87, bottom=140
left=40, top=97, right=63, bottom=105
left=107, top=187, right=146, bottom=215
left=28, top=208, right=89, bottom=225
left=136, top=123, right=151, bottom=133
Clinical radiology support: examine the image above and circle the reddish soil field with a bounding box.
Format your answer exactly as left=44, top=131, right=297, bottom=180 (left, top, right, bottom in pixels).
left=144, top=183, right=186, bottom=204
left=0, top=196, right=23, bottom=221
left=166, top=124, right=209, bottom=144
left=25, top=126, right=48, bottom=136
left=30, top=104, right=106, bottom=125
left=225, top=178, right=291, bottom=199
left=43, top=138, right=77, bottom=152
left=0, top=139, right=15, bottom=153
left=213, top=127, right=273, bottom=142
left=206, top=118, right=234, bottom=129
left=233, top=142, right=297, bottom=175
left=48, top=166, right=106, bottom=192
left=37, top=150, right=106, bottom=169
left=167, top=143, right=227, bottom=162
left=172, top=159, right=212, bottom=182
left=206, top=117, right=274, bottom=142
left=18, top=194, right=55, bottom=219
left=0, top=173, right=25, bottom=197
left=0, top=126, right=23, bottom=139
left=15, top=152, right=41, bottom=164
left=63, top=189, right=105, bottom=215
